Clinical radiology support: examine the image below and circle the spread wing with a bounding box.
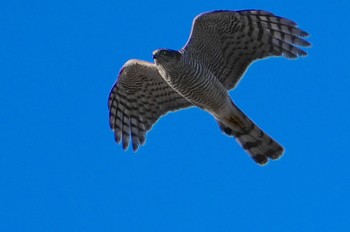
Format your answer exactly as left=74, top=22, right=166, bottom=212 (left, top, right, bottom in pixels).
left=108, top=60, right=192, bottom=151
left=182, top=10, right=311, bottom=90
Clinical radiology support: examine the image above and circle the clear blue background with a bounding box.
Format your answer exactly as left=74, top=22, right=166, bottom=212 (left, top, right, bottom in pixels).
left=1, top=1, right=349, bottom=231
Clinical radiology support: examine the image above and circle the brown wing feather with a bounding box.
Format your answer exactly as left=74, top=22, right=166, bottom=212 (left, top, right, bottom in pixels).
left=182, top=10, right=311, bottom=90
left=108, top=60, right=192, bottom=151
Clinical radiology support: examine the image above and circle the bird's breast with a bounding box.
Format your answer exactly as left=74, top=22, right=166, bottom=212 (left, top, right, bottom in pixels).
left=158, top=62, right=229, bottom=112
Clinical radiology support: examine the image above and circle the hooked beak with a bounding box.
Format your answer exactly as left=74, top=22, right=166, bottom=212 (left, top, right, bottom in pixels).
left=152, top=50, right=160, bottom=60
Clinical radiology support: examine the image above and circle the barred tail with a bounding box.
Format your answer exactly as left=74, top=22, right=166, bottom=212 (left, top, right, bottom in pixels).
left=217, top=106, right=284, bottom=165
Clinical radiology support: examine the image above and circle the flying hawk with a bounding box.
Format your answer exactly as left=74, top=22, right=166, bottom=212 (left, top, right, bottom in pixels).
left=108, top=10, right=310, bottom=165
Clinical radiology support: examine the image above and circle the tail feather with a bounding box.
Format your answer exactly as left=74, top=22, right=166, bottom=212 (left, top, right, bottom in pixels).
left=217, top=108, right=284, bottom=165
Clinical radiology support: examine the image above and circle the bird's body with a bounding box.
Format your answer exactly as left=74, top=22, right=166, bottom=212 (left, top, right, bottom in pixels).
left=154, top=49, right=229, bottom=112
left=108, top=10, right=310, bottom=165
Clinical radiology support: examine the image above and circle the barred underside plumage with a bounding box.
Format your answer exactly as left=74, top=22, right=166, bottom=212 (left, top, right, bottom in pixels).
left=108, top=60, right=192, bottom=151
left=108, top=9, right=310, bottom=165
left=217, top=102, right=284, bottom=165
left=183, top=10, right=310, bottom=90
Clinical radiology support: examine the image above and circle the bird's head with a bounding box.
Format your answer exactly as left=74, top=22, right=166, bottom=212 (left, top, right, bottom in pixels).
left=153, top=49, right=181, bottom=65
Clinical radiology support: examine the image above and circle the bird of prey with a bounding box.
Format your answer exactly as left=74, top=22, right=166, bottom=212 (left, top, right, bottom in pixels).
left=108, top=10, right=310, bottom=165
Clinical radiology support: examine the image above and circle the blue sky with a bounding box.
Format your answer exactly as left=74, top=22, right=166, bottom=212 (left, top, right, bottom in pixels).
left=1, top=0, right=349, bottom=231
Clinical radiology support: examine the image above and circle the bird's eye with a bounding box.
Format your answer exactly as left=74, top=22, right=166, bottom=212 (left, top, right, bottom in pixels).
left=161, top=50, right=167, bottom=55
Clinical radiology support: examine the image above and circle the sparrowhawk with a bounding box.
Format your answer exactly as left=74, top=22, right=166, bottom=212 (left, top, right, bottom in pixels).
left=108, top=10, right=310, bottom=165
